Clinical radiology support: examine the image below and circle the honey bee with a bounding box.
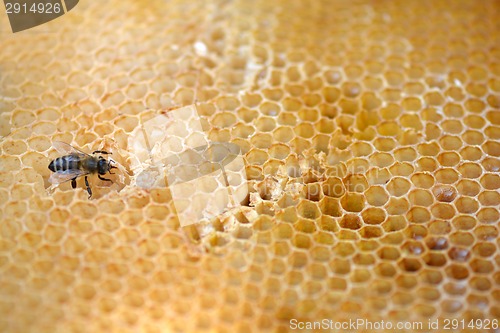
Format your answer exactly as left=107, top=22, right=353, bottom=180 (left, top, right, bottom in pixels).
left=48, top=141, right=117, bottom=198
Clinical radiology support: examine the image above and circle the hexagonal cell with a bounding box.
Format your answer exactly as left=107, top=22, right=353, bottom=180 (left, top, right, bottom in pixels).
left=359, top=226, right=383, bottom=239
left=296, top=200, right=321, bottom=220
left=485, top=125, right=500, bottom=141
left=385, top=197, right=409, bottom=215
left=361, top=207, right=386, bottom=225
left=422, top=107, right=443, bottom=123
left=406, top=207, right=431, bottom=223
left=340, top=193, right=365, bottom=212
left=478, top=190, right=500, bottom=206
left=423, top=253, right=447, bottom=267
left=339, top=214, right=362, bottom=230
left=343, top=174, right=368, bottom=193
left=301, top=183, right=322, bottom=202
left=381, top=88, right=402, bottom=103
left=365, top=186, right=389, bottom=206
left=273, top=126, right=295, bottom=143
left=417, top=286, right=441, bottom=303
left=390, top=162, right=414, bottom=177
left=314, top=119, right=334, bottom=136
left=355, top=239, right=379, bottom=252
left=292, top=234, right=311, bottom=249
left=455, top=180, right=480, bottom=197
left=425, top=123, right=442, bottom=140
left=251, top=133, right=273, bottom=149
left=329, top=258, right=351, bottom=275
left=268, top=144, right=290, bottom=160
left=322, top=177, right=345, bottom=198
left=449, top=231, right=475, bottom=247
left=410, top=172, right=435, bottom=189
left=400, top=114, right=424, bottom=131
left=369, top=152, right=394, bottom=168
left=458, top=162, right=483, bottom=179
left=363, top=75, right=383, bottom=91
left=273, top=241, right=291, bottom=257
left=366, top=167, right=391, bottom=185
left=403, top=224, right=428, bottom=241
left=469, top=259, right=494, bottom=274
left=377, top=121, right=402, bottom=136
left=420, top=269, right=444, bottom=286
left=400, top=240, right=424, bottom=256
left=441, top=299, right=464, bottom=314
left=461, top=99, right=484, bottom=115
left=447, top=247, right=471, bottom=262
left=480, top=173, right=500, bottom=190
left=341, top=82, right=361, bottom=98
left=429, top=219, right=452, bottom=235
left=408, top=189, right=433, bottom=206
left=432, top=185, right=457, bottom=202
left=430, top=203, right=456, bottom=220
left=417, top=142, right=440, bottom=156
left=469, top=277, right=492, bottom=292
left=386, top=177, right=411, bottom=197
left=382, top=216, right=407, bottom=233
left=435, top=168, right=459, bottom=184
left=377, top=246, right=401, bottom=261
left=396, top=274, right=418, bottom=289
left=472, top=242, right=496, bottom=258
left=402, top=97, right=422, bottom=111
left=319, top=197, right=341, bottom=218
left=331, top=241, right=354, bottom=258
left=452, top=216, right=477, bottom=230
left=441, top=119, right=463, bottom=134
left=437, top=152, right=461, bottom=166
left=462, top=130, right=485, bottom=145
left=482, top=140, right=500, bottom=157
left=459, top=146, right=483, bottom=161
left=373, top=137, right=397, bottom=151
left=263, top=159, right=284, bottom=175
left=350, top=142, right=373, bottom=157
left=398, top=258, right=422, bottom=272
left=481, top=157, right=500, bottom=172
left=454, top=197, right=479, bottom=214
left=464, top=114, right=486, bottom=129
left=288, top=252, right=308, bottom=270
left=360, top=93, right=382, bottom=113
left=293, top=123, right=315, bottom=139
left=295, top=218, right=317, bottom=233
left=417, top=157, right=438, bottom=172
left=474, top=225, right=498, bottom=241
left=246, top=149, right=269, bottom=165
left=255, top=117, right=277, bottom=132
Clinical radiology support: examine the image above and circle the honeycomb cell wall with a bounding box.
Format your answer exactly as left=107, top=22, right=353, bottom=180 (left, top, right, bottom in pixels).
left=0, top=1, right=499, bottom=332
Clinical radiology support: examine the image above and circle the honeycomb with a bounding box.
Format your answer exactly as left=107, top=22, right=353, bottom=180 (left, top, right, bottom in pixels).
left=0, top=0, right=499, bottom=332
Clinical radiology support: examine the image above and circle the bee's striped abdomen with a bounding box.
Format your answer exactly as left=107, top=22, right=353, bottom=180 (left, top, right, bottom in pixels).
left=48, top=155, right=81, bottom=172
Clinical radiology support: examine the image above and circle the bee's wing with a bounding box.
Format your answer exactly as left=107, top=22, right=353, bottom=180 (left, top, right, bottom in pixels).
left=49, top=169, right=88, bottom=185
left=52, top=141, right=89, bottom=158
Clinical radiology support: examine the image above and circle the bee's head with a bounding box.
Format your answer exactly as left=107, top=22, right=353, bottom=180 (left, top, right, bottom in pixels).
left=97, top=157, right=118, bottom=175
left=97, top=158, right=109, bottom=175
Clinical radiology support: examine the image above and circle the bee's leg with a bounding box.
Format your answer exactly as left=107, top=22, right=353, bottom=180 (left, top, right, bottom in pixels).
left=85, top=176, right=92, bottom=198
left=71, top=178, right=77, bottom=189
left=98, top=175, right=112, bottom=182
left=109, top=164, right=118, bottom=174
left=92, top=150, right=111, bottom=155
